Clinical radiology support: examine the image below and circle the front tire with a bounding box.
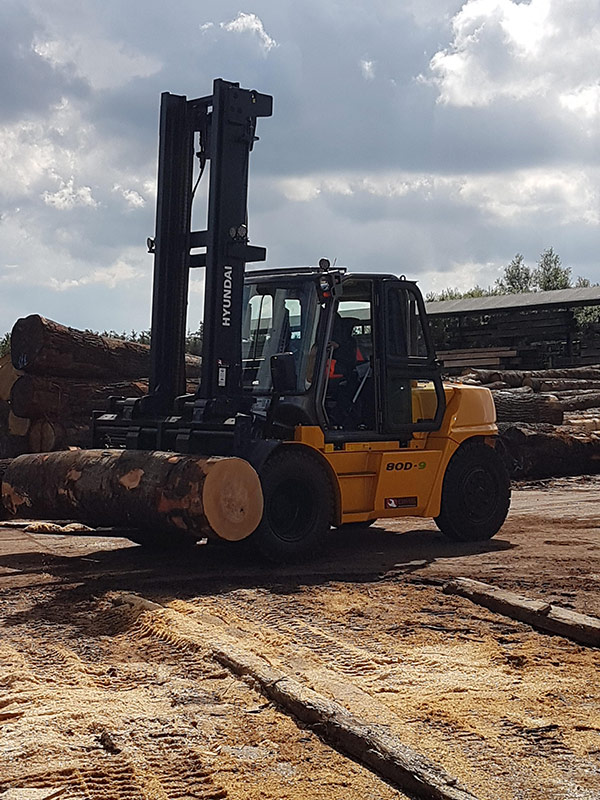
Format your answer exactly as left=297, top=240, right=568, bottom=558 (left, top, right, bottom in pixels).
left=435, top=440, right=510, bottom=542
left=252, top=448, right=334, bottom=562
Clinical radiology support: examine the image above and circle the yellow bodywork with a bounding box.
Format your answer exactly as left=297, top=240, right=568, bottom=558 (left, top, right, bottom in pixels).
left=292, top=384, right=497, bottom=525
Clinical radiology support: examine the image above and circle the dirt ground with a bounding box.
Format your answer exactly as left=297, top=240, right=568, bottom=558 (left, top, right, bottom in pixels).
left=0, top=478, right=599, bottom=800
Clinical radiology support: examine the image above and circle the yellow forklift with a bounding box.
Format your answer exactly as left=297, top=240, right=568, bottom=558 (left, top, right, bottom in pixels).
left=88, top=79, right=510, bottom=560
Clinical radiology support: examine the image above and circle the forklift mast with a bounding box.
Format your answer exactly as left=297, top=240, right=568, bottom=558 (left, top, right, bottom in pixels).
left=147, top=79, right=272, bottom=417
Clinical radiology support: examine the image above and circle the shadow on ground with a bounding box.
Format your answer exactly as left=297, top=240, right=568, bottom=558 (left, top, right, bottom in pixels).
left=0, top=522, right=513, bottom=600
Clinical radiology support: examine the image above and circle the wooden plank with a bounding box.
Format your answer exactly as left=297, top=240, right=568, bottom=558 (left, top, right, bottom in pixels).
left=438, top=349, right=517, bottom=357
left=443, top=578, right=600, bottom=647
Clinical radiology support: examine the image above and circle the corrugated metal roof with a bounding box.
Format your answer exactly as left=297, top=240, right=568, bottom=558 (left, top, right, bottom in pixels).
left=425, top=286, right=600, bottom=316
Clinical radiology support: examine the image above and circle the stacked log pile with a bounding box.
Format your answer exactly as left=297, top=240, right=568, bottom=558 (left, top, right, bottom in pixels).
left=1, top=315, right=200, bottom=457
left=459, top=365, right=600, bottom=478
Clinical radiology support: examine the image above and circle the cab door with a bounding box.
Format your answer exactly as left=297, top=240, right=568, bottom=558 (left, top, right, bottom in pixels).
left=378, top=280, right=445, bottom=436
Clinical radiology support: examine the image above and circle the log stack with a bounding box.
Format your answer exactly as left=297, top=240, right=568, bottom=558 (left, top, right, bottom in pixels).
left=458, top=365, right=600, bottom=478
left=1, top=314, right=201, bottom=456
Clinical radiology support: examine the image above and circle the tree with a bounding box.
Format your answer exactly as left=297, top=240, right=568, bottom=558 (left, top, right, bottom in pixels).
left=533, top=247, right=571, bottom=291
left=496, top=253, right=533, bottom=294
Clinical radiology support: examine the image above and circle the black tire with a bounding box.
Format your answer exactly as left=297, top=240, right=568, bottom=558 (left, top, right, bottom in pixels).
left=434, top=440, right=510, bottom=542
left=252, top=448, right=334, bottom=562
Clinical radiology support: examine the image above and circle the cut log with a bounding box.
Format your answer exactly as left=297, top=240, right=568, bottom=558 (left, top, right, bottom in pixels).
left=0, top=400, right=9, bottom=437
left=8, top=411, right=30, bottom=437
left=492, top=391, right=563, bottom=424
left=557, top=392, right=600, bottom=412
left=10, top=375, right=149, bottom=419
left=465, top=366, right=600, bottom=387
left=444, top=578, right=600, bottom=647
left=0, top=353, right=22, bottom=401
left=524, top=378, right=600, bottom=392
left=1, top=450, right=263, bottom=543
left=27, top=419, right=91, bottom=453
left=11, top=315, right=201, bottom=379
left=498, top=423, right=600, bottom=479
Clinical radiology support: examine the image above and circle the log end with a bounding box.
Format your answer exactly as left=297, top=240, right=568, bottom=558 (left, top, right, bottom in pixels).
left=201, top=457, right=264, bottom=542
left=10, top=314, right=45, bottom=371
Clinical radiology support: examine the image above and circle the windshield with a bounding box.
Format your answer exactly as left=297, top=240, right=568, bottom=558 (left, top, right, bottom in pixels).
left=242, top=279, right=323, bottom=393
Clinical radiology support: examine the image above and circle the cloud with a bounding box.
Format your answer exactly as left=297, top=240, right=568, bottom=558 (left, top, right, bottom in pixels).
left=219, top=11, right=278, bottom=53
left=427, top=0, right=600, bottom=126
left=33, top=35, right=161, bottom=91
left=360, top=59, right=376, bottom=80
left=42, top=177, right=98, bottom=209
left=0, top=0, right=599, bottom=335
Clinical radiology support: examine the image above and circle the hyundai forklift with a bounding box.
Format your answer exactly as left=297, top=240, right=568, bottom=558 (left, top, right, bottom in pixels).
left=91, top=78, right=510, bottom=560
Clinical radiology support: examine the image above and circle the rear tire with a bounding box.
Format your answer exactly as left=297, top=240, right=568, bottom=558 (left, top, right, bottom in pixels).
left=435, top=440, right=510, bottom=542
left=252, top=448, right=334, bottom=562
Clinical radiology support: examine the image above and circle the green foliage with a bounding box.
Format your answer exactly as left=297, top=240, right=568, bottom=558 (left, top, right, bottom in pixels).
left=533, top=247, right=571, bottom=291
left=496, top=253, right=533, bottom=294
left=0, top=332, right=10, bottom=358
left=96, top=326, right=202, bottom=354
left=426, top=284, right=500, bottom=302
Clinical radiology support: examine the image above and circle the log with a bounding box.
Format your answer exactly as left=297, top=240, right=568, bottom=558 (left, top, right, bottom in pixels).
left=466, top=366, right=600, bottom=387
left=0, top=353, right=22, bottom=401
left=443, top=578, right=600, bottom=647
left=8, top=411, right=30, bottom=437
left=498, top=423, right=600, bottom=478
left=492, top=391, right=563, bottom=424
left=557, top=392, right=600, bottom=412
left=10, top=375, right=148, bottom=420
left=27, top=419, right=91, bottom=453
left=524, top=378, right=600, bottom=392
left=1, top=450, right=263, bottom=542
left=11, top=315, right=201, bottom=379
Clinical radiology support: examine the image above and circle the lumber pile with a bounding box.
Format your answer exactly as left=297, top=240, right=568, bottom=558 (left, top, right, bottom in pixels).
left=430, top=307, right=576, bottom=373
left=460, top=365, right=600, bottom=478
left=1, top=314, right=201, bottom=456
left=437, top=347, right=519, bottom=370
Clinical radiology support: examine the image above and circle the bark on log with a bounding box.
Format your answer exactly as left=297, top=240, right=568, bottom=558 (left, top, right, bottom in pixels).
left=524, top=378, right=600, bottom=392
left=556, top=392, right=600, bottom=412
left=444, top=578, right=600, bottom=647
left=10, top=375, right=148, bottom=419
left=214, top=642, right=480, bottom=800
left=11, top=315, right=201, bottom=379
left=492, top=391, right=564, bottom=424
left=1, top=450, right=263, bottom=542
left=498, top=423, right=600, bottom=479
left=466, top=366, right=600, bottom=387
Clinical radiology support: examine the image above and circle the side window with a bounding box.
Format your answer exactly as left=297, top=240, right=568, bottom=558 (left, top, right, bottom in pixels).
left=325, top=288, right=376, bottom=430
left=383, top=285, right=442, bottom=431
left=386, top=289, right=428, bottom=359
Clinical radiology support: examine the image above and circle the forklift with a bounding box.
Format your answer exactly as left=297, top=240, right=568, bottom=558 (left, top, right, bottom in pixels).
left=93, top=78, right=510, bottom=561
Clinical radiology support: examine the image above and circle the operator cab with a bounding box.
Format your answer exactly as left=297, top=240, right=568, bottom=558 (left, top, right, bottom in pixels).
left=241, top=266, right=446, bottom=443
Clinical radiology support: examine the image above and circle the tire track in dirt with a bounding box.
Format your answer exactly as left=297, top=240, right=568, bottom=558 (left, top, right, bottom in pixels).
left=0, top=592, right=407, bottom=800
left=163, top=585, right=600, bottom=800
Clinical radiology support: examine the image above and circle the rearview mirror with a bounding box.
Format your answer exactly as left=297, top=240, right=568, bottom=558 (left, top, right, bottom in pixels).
left=270, top=352, right=297, bottom=393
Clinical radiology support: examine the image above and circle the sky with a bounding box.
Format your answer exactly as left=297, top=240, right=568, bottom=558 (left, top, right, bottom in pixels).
left=1, top=0, right=599, bottom=333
